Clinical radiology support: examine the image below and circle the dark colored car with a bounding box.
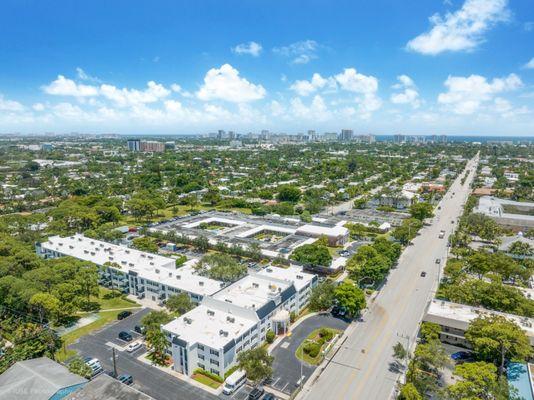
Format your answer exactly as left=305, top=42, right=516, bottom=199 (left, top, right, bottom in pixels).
left=117, top=311, right=132, bottom=320
left=248, top=388, right=265, bottom=400
left=118, top=331, right=133, bottom=342
left=331, top=306, right=347, bottom=317
left=451, top=351, right=472, bottom=361
left=263, top=394, right=275, bottom=400
left=134, top=325, right=146, bottom=335
left=420, top=271, right=427, bottom=277
left=118, top=374, right=133, bottom=385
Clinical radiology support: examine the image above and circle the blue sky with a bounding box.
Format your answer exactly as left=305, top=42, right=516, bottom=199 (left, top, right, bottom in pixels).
left=0, top=0, right=533, bottom=135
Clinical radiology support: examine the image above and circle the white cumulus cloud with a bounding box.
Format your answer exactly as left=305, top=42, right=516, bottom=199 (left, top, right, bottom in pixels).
left=390, top=75, right=420, bottom=108
left=42, top=75, right=99, bottom=97
left=438, top=73, right=522, bottom=114
left=0, top=94, right=25, bottom=112
left=523, top=58, right=534, bottom=69
left=290, top=73, right=334, bottom=96
left=406, top=0, right=510, bottom=55
left=196, top=64, right=266, bottom=103
left=232, top=41, right=263, bottom=57
left=273, top=40, right=319, bottom=64
left=100, top=81, right=170, bottom=107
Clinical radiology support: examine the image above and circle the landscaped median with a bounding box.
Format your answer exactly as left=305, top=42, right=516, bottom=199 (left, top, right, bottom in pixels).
left=295, top=327, right=341, bottom=365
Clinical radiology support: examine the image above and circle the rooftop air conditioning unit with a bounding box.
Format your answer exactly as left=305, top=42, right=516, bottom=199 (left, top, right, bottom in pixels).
left=207, top=310, right=215, bottom=316
left=297, top=275, right=303, bottom=280
left=227, top=316, right=235, bottom=323
left=199, top=281, right=204, bottom=286
left=155, top=269, right=160, bottom=274
left=184, top=317, right=192, bottom=324
left=253, top=283, right=259, bottom=288
left=176, top=275, right=181, bottom=280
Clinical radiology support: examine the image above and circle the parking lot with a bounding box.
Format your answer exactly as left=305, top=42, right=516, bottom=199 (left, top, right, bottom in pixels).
left=268, top=313, right=349, bottom=396
left=70, top=307, right=219, bottom=400
left=68, top=308, right=348, bottom=400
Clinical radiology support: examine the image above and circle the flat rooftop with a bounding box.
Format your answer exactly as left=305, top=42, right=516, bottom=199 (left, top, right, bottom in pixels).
left=162, top=304, right=256, bottom=349
left=40, top=235, right=223, bottom=297
left=425, top=300, right=534, bottom=344
left=212, top=273, right=293, bottom=311
left=258, top=266, right=315, bottom=292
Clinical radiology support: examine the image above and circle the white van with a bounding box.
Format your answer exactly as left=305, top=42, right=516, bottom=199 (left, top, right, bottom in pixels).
left=223, top=369, right=247, bottom=395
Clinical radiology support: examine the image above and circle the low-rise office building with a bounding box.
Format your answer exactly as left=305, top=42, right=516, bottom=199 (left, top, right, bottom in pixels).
left=473, top=196, right=534, bottom=231
left=424, top=300, right=534, bottom=347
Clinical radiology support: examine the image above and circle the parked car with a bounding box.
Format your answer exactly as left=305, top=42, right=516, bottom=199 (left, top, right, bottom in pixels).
left=451, top=351, right=472, bottom=361
left=420, top=271, right=427, bottom=277
left=435, top=258, right=441, bottom=264
left=118, top=331, right=133, bottom=342
left=126, top=342, right=142, bottom=353
left=83, top=357, right=103, bottom=376
left=118, top=374, right=133, bottom=385
left=134, top=325, right=146, bottom=335
left=248, top=387, right=265, bottom=400
left=331, top=306, right=347, bottom=317
left=263, top=394, right=276, bottom=400
left=117, top=311, right=132, bottom=320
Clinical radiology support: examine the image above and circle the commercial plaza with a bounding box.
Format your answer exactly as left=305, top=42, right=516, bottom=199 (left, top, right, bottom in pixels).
left=37, top=233, right=317, bottom=380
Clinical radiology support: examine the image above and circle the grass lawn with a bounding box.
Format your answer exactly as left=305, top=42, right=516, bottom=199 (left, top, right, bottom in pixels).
left=192, top=373, right=222, bottom=389
left=295, top=327, right=341, bottom=366
left=55, top=288, right=140, bottom=362
left=91, top=287, right=141, bottom=310
left=55, top=310, right=120, bottom=362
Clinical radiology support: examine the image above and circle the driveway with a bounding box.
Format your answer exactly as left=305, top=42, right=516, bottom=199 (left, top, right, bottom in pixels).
left=70, top=307, right=218, bottom=400
left=268, top=313, right=349, bottom=396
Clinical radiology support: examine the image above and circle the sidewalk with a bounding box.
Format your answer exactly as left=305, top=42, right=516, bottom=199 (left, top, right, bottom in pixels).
left=137, top=353, right=223, bottom=396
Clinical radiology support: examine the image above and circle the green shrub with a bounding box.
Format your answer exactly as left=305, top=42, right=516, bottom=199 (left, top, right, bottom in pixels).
left=224, top=365, right=240, bottom=379
left=193, top=368, right=223, bottom=383
left=266, top=330, right=275, bottom=344
left=318, top=328, right=333, bottom=342
left=303, top=342, right=321, bottom=358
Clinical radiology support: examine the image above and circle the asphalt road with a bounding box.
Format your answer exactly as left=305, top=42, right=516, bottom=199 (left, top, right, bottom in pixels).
left=269, top=314, right=349, bottom=396
left=71, top=307, right=218, bottom=400
left=301, top=155, right=478, bottom=400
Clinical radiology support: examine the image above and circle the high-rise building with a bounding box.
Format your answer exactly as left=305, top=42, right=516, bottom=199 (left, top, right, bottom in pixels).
left=340, top=129, right=353, bottom=141
left=217, top=130, right=225, bottom=140
left=140, top=140, right=165, bottom=152
left=393, top=134, right=405, bottom=143
left=127, top=139, right=141, bottom=151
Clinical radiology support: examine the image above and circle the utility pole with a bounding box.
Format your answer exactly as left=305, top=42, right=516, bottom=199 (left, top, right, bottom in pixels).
left=112, top=347, right=118, bottom=378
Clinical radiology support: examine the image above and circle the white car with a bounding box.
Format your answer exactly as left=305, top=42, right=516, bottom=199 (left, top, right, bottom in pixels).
left=126, top=342, right=142, bottom=353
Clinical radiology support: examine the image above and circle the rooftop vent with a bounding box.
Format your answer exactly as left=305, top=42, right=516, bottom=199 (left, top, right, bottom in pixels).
left=227, top=316, right=235, bottom=323
left=125, top=250, right=130, bottom=254
left=253, top=283, right=259, bottom=288
left=266, top=268, right=272, bottom=272
left=225, top=299, right=233, bottom=304
left=121, top=261, right=127, bottom=265
left=184, top=317, right=192, bottom=324
left=296, top=275, right=303, bottom=280
left=219, top=330, right=228, bottom=337
left=84, top=250, right=89, bottom=254
left=207, top=309, right=215, bottom=316
left=176, top=275, right=181, bottom=280
left=199, top=281, right=204, bottom=286
left=155, top=269, right=160, bottom=274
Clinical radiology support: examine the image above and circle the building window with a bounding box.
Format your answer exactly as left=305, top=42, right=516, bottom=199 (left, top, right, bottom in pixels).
left=198, top=363, right=205, bottom=369
left=210, top=359, right=219, bottom=366
left=210, top=368, right=219, bottom=375
left=198, top=345, right=205, bottom=351
left=198, top=355, right=205, bottom=360
left=209, top=349, right=219, bottom=356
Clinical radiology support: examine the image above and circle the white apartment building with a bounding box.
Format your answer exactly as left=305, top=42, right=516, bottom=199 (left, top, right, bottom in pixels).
left=163, top=268, right=317, bottom=378
left=36, top=234, right=223, bottom=303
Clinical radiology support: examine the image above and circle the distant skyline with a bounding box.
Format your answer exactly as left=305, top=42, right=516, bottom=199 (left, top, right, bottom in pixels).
left=0, top=0, right=533, bottom=136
